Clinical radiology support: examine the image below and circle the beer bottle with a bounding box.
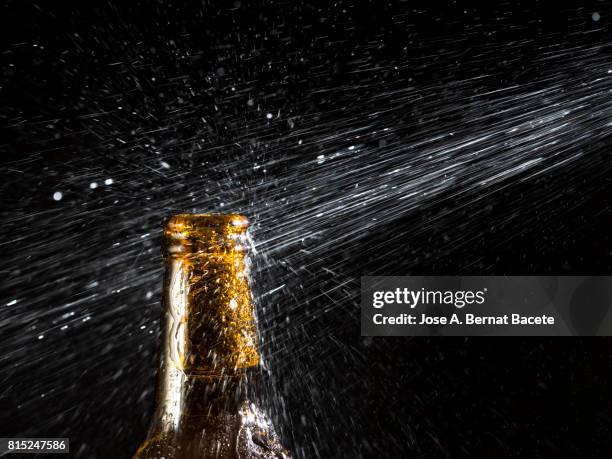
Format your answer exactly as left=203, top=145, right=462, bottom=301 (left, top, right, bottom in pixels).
left=134, top=214, right=290, bottom=458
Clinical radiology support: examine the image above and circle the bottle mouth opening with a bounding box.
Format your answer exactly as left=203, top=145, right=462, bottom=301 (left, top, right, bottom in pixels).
left=165, top=213, right=249, bottom=231
left=164, top=214, right=250, bottom=255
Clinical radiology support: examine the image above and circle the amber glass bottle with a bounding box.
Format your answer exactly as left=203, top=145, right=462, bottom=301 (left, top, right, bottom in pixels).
left=134, top=214, right=290, bottom=459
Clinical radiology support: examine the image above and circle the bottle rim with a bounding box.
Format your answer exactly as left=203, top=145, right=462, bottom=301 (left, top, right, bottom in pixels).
left=164, top=213, right=250, bottom=255
left=165, top=213, right=249, bottom=229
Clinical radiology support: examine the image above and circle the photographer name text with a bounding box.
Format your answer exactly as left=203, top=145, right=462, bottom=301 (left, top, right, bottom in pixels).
left=373, top=312, right=555, bottom=326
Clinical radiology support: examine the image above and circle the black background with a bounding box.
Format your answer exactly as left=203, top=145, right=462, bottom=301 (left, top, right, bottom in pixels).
left=2, top=1, right=612, bottom=458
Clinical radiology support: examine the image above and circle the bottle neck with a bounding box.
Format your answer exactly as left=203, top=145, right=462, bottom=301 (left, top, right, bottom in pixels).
left=152, top=249, right=260, bottom=434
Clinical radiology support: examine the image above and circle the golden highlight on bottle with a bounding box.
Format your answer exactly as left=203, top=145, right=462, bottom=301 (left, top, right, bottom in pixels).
left=134, top=214, right=290, bottom=459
